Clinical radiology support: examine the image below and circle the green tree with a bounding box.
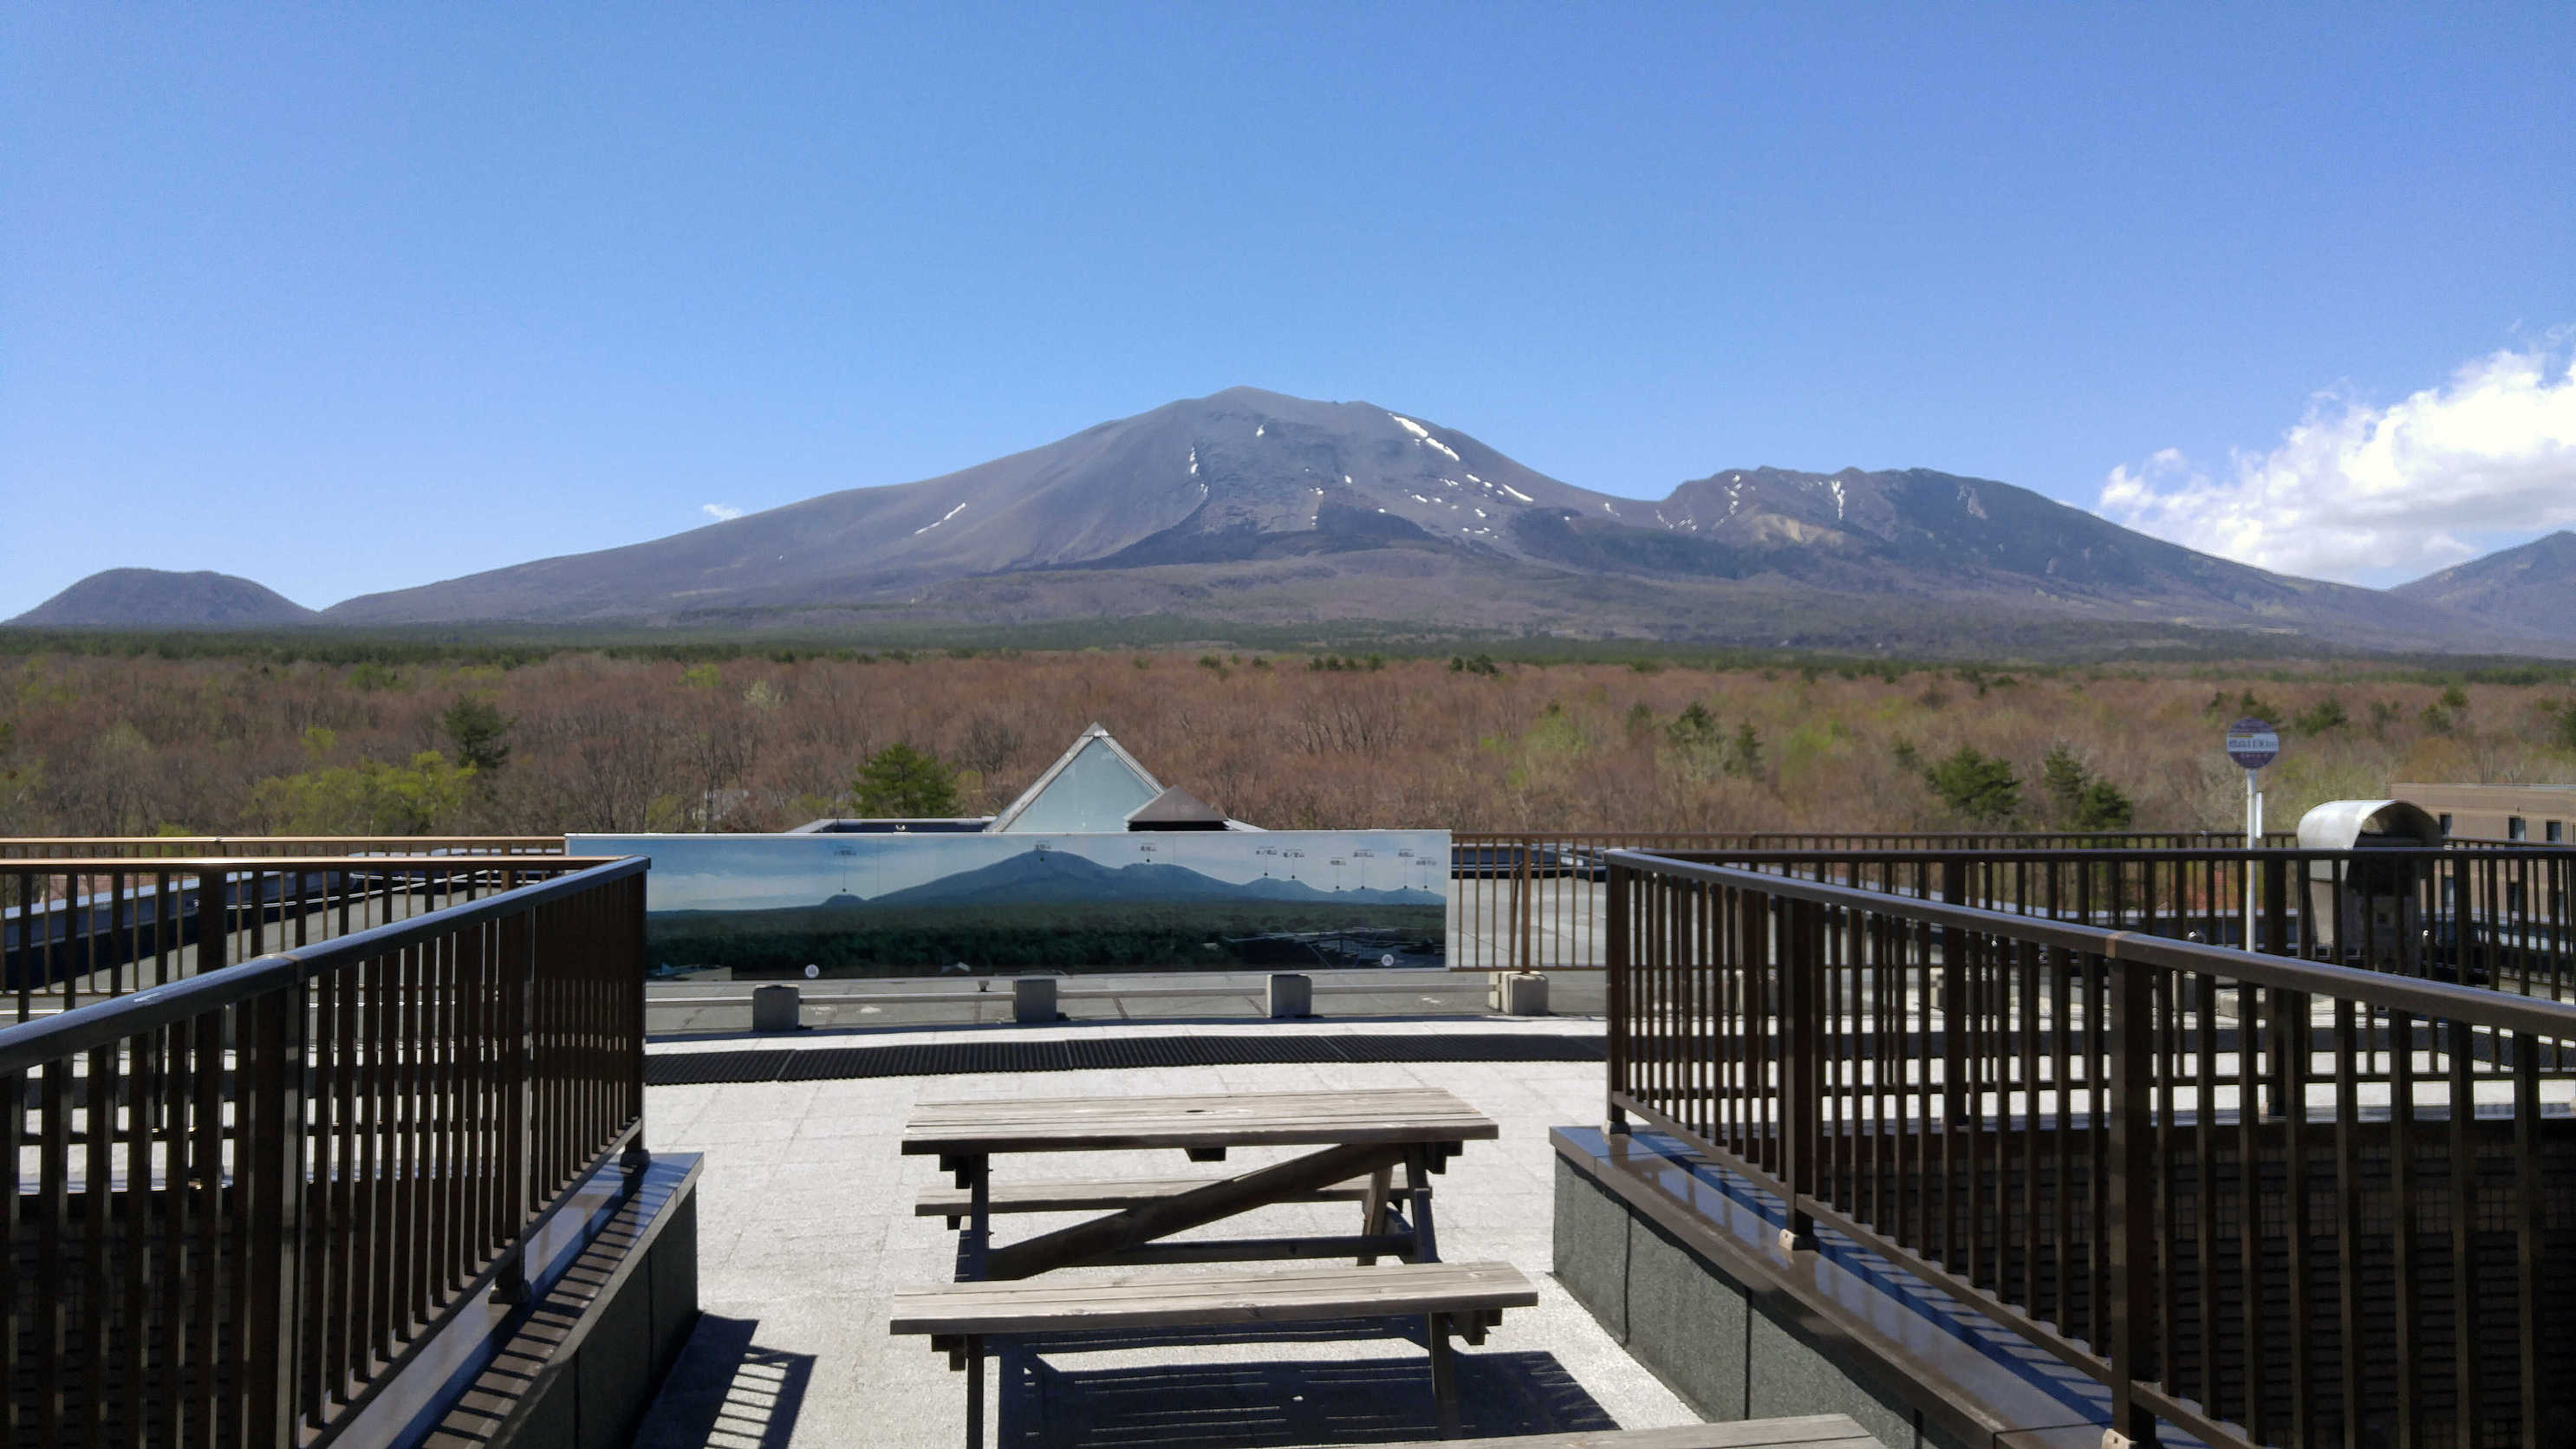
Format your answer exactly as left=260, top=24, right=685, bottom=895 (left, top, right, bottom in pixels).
left=849, top=743, right=960, bottom=817
left=2040, top=744, right=2091, bottom=819
left=1923, top=747, right=2021, bottom=824
left=1723, top=722, right=1764, bottom=779
left=1665, top=702, right=1722, bottom=750
left=2071, top=779, right=2136, bottom=831
left=440, top=696, right=512, bottom=773
left=2291, top=697, right=2350, bottom=736
left=251, top=751, right=476, bottom=835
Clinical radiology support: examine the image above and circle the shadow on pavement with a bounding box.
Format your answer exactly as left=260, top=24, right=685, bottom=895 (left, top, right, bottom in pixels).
left=633, top=1315, right=815, bottom=1449
left=1003, top=1348, right=1618, bottom=1446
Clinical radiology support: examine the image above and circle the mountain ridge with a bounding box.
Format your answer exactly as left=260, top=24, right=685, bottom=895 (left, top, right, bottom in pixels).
left=2391, top=531, right=2576, bottom=638
left=13, top=388, right=2570, bottom=655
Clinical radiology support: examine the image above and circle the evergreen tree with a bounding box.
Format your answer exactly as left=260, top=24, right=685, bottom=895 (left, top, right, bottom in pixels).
left=1923, top=747, right=2021, bottom=824
left=439, top=697, right=512, bottom=773
left=849, top=743, right=960, bottom=817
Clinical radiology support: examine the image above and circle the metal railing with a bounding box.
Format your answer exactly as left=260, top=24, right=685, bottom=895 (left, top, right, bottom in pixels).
left=1604, top=847, right=2576, bottom=1449
left=1664, top=846, right=2576, bottom=999
left=3, top=854, right=647, bottom=1447
left=1447, top=832, right=2299, bottom=972
left=7, top=857, right=626, bottom=1024
left=0, top=836, right=565, bottom=861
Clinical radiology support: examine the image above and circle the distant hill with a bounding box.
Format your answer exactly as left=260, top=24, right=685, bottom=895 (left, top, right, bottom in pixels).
left=2393, top=531, right=2576, bottom=641
left=865, top=847, right=1442, bottom=908
left=315, top=387, right=2532, bottom=654
left=10, top=569, right=318, bottom=628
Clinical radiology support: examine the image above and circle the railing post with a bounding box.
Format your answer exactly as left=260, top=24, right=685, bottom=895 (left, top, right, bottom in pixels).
left=1779, top=897, right=1823, bottom=1251
left=2105, top=951, right=2158, bottom=1449
left=493, top=909, right=537, bottom=1304
left=1513, top=841, right=1533, bottom=974
left=1940, top=861, right=1968, bottom=1124
left=618, top=874, right=650, bottom=1180
left=2261, top=854, right=2288, bottom=958
left=244, top=978, right=308, bottom=1448
left=195, top=868, right=225, bottom=978
left=1606, top=857, right=1630, bottom=1134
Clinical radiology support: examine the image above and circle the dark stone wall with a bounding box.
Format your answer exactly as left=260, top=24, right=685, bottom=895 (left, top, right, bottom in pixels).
left=1553, top=1150, right=1975, bottom=1449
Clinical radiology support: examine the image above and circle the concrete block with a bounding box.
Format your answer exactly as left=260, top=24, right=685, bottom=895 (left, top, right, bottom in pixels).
left=1749, top=1311, right=1920, bottom=1449
left=750, top=984, right=800, bottom=1033
left=1012, top=976, right=1058, bottom=1023
left=576, top=1272, right=656, bottom=1449
left=1628, top=1212, right=1749, bottom=1420
left=1551, top=1163, right=1630, bottom=1342
left=1493, top=971, right=1550, bottom=1015
left=1266, top=973, right=1312, bottom=1018
left=647, top=1193, right=700, bottom=1378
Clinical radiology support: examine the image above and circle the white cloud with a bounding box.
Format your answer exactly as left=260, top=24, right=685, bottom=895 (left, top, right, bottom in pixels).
left=2097, top=343, right=2576, bottom=584
left=701, top=503, right=743, bottom=522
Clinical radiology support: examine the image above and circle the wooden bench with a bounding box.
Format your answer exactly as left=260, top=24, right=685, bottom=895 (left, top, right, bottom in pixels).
left=914, top=1173, right=1377, bottom=1226
left=1376, top=1412, right=1885, bottom=1449
left=889, top=1260, right=1538, bottom=1444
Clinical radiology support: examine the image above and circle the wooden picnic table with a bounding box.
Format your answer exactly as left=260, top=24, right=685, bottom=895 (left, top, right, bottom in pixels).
left=901, top=1085, right=1499, bottom=1282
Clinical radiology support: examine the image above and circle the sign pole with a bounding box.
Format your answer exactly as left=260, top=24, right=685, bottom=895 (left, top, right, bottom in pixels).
left=2224, top=718, right=2280, bottom=950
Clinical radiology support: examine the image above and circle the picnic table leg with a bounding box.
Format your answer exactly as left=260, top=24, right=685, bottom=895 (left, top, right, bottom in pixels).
left=961, top=1153, right=992, bottom=1280
left=966, top=1335, right=985, bottom=1449
left=1403, top=1147, right=1441, bottom=1263
left=1426, top=1311, right=1461, bottom=1437
left=1357, top=1166, right=1394, bottom=1264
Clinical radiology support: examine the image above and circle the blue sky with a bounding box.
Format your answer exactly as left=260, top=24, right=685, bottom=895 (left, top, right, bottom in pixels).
left=5, top=4, right=2571, bottom=614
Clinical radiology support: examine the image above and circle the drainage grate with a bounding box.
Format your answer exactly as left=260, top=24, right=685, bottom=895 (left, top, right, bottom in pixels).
left=647, top=1032, right=1604, bottom=1086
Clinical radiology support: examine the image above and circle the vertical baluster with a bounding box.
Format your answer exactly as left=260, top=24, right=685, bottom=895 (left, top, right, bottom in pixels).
left=2284, top=988, right=2313, bottom=1449
left=81, top=1039, right=117, bottom=1449
left=2108, top=955, right=2158, bottom=1448
left=2446, top=1019, right=2478, bottom=1449
left=1, top=1069, right=19, bottom=1444
left=121, top=1024, right=159, bottom=1444
left=2334, top=998, right=2364, bottom=1449
left=2238, top=980, right=2267, bottom=1446
left=2391, top=1010, right=2418, bottom=1449
left=1607, top=861, right=1628, bottom=1129
left=2512, top=1033, right=2545, bottom=1449
left=242, top=978, right=307, bottom=1449
left=189, top=1003, right=224, bottom=1449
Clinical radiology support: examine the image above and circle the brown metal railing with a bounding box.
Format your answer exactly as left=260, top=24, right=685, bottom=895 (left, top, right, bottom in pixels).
left=6, top=857, right=625, bottom=1024
left=1606, top=847, right=2576, bottom=1449
left=1666, top=846, right=2576, bottom=999
left=1447, top=831, right=2297, bottom=972
left=0, top=835, right=564, bottom=861
left=3, top=854, right=647, bottom=1447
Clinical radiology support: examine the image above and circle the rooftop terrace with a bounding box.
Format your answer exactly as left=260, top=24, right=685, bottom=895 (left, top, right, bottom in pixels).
left=8, top=828, right=2575, bottom=1449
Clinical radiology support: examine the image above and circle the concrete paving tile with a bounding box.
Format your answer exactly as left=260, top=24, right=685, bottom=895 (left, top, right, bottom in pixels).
left=634, top=1051, right=1695, bottom=1448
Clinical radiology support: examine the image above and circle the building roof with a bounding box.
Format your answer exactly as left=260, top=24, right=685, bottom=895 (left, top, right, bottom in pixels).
left=986, top=724, right=1166, bottom=834
left=1124, top=784, right=1228, bottom=827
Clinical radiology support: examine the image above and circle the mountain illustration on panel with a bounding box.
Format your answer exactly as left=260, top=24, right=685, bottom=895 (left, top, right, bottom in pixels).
left=862, top=848, right=1441, bottom=908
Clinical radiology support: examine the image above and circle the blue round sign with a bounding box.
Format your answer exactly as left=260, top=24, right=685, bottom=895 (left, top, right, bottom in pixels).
left=2225, top=718, right=2279, bottom=770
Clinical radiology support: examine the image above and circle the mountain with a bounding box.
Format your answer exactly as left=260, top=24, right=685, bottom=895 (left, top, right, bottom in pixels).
left=313, top=387, right=2527, bottom=653
left=11, top=569, right=319, bottom=628
left=327, top=387, right=1608, bottom=625
left=865, top=848, right=1442, bottom=909
left=2392, top=531, right=2576, bottom=641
